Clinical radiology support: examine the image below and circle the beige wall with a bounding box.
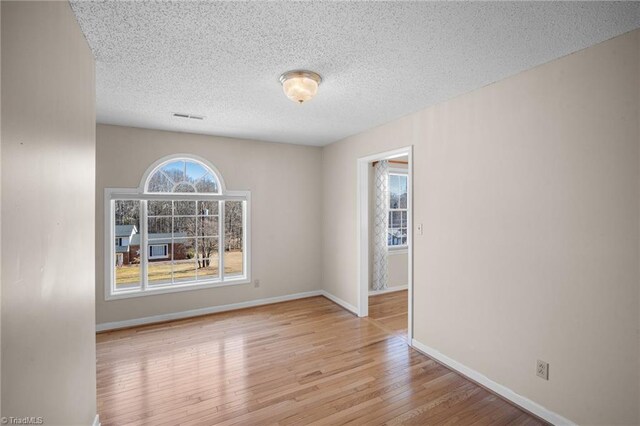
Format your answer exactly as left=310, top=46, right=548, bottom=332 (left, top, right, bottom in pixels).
left=0, top=1, right=3, bottom=416
left=387, top=253, right=408, bottom=289
left=322, top=30, right=640, bottom=425
left=1, top=2, right=96, bottom=425
left=638, top=31, right=640, bottom=424
left=96, top=124, right=323, bottom=325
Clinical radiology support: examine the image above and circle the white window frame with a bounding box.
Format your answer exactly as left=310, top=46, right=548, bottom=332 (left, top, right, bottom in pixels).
left=388, top=169, right=408, bottom=252
left=115, top=237, right=123, bottom=247
left=104, top=154, right=251, bottom=301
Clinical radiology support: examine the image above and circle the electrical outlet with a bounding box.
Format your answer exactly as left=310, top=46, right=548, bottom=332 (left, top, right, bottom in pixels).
left=254, top=279, right=260, bottom=288
left=536, top=360, right=549, bottom=380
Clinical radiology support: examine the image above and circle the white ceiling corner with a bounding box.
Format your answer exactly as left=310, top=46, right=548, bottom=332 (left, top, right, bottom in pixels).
left=70, top=1, right=640, bottom=146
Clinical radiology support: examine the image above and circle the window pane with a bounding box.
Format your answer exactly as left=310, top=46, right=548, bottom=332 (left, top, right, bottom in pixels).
left=392, top=211, right=402, bottom=227
left=196, top=238, right=219, bottom=280
left=389, top=174, right=400, bottom=209
left=146, top=159, right=222, bottom=194
left=195, top=173, right=219, bottom=193
left=225, top=250, right=243, bottom=277
left=399, top=175, right=408, bottom=209
left=161, top=160, right=185, bottom=182
left=174, top=200, right=196, bottom=216
left=401, top=211, right=407, bottom=228
left=185, top=161, right=208, bottom=182
left=224, top=201, right=244, bottom=277
left=389, top=174, right=398, bottom=192
left=172, top=239, right=197, bottom=284
left=148, top=216, right=172, bottom=235
left=198, top=200, right=218, bottom=216
left=390, top=193, right=399, bottom=209
left=198, top=216, right=218, bottom=237
left=173, top=217, right=196, bottom=237
left=147, top=236, right=172, bottom=286
left=148, top=200, right=172, bottom=216
left=389, top=228, right=407, bottom=247
left=114, top=200, right=141, bottom=291
left=174, top=183, right=196, bottom=193
left=148, top=258, right=172, bottom=286
left=173, top=260, right=197, bottom=284
left=147, top=172, right=173, bottom=193
left=173, top=238, right=195, bottom=262
left=115, top=262, right=141, bottom=290
left=115, top=200, right=140, bottom=227
left=388, top=230, right=397, bottom=246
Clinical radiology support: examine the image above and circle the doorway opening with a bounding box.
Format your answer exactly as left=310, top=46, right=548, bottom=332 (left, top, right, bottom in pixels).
left=357, top=146, right=413, bottom=344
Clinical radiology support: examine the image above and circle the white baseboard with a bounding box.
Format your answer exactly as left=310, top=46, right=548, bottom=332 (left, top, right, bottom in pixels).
left=320, top=290, right=359, bottom=315
left=92, top=414, right=100, bottom=426
left=368, top=285, right=408, bottom=296
left=411, top=339, right=575, bottom=426
left=96, top=290, right=323, bottom=331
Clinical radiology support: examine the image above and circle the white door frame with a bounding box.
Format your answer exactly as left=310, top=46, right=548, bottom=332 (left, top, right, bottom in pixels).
left=357, top=145, right=413, bottom=344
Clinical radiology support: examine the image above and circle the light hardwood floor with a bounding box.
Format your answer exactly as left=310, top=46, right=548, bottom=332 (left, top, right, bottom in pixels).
left=368, top=290, right=409, bottom=341
left=97, top=296, right=547, bottom=425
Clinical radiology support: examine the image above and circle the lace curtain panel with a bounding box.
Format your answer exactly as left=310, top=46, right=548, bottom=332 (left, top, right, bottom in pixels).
left=372, top=160, right=389, bottom=291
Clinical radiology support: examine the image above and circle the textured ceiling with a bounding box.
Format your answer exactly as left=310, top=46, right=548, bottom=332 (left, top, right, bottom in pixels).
left=70, top=1, right=640, bottom=146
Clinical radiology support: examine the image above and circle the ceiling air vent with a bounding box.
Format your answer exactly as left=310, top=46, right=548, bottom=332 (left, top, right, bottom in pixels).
left=172, top=112, right=205, bottom=120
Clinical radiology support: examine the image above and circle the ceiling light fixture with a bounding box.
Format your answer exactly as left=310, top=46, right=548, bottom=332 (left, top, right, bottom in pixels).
left=279, top=70, right=322, bottom=104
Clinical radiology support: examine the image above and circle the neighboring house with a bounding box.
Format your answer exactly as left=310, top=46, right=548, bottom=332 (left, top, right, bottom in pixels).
left=129, top=233, right=188, bottom=264
left=115, top=225, right=137, bottom=265
left=115, top=225, right=187, bottom=266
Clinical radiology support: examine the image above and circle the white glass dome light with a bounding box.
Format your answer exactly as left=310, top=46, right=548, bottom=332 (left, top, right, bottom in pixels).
left=279, top=70, right=322, bottom=104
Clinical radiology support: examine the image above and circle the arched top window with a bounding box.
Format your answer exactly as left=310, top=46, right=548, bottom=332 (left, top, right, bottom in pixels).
left=106, top=154, right=250, bottom=300
left=145, top=158, right=223, bottom=194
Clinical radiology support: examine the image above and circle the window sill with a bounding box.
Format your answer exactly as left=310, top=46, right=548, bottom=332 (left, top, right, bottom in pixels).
left=106, top=277, right=251, bottom=301
left=388, top=246, right=408, bottom=255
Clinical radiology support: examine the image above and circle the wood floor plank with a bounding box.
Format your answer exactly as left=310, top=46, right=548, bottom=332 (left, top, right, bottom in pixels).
left=97, top=295, right=547, bottom=425
left=369, top=291, right=409, bottom=340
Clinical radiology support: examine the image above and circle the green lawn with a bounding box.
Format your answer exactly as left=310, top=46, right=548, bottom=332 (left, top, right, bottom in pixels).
left=116, top=250, right=243, bottom=286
